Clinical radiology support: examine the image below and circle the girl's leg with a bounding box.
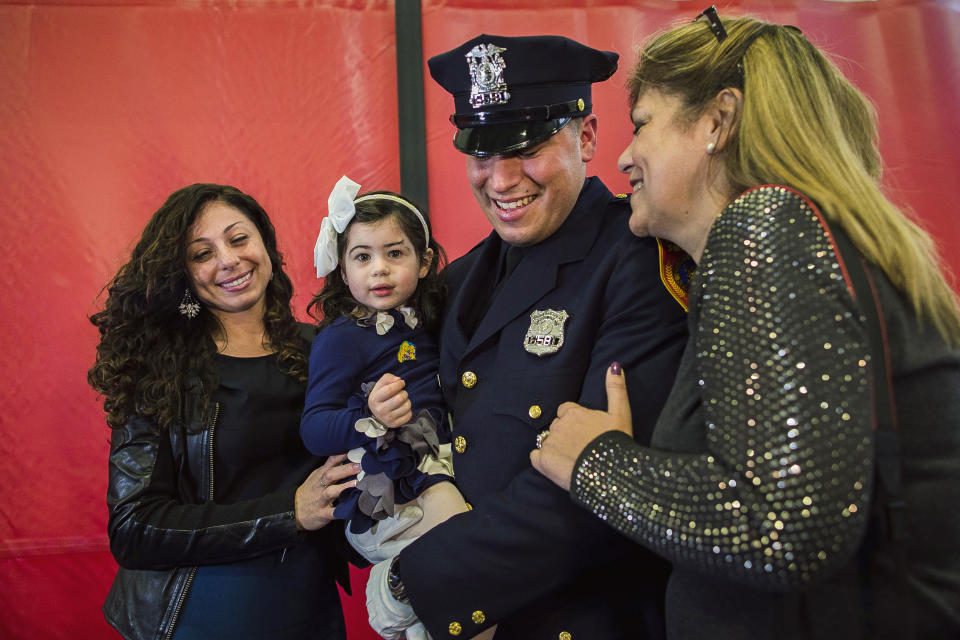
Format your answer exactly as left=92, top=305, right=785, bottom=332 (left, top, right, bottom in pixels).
left=396, top=481, right=467, bottom=540
left=381, top=483, right=498, bottom=639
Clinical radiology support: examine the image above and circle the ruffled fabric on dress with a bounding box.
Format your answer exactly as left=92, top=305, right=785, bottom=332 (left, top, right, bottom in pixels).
left=333, top=308, right=452, bottom=534
left=336, top=410, right=451, bottom=534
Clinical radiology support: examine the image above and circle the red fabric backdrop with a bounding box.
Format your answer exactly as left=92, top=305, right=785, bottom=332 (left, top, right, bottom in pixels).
left=0, top=1, right=957, bottom=637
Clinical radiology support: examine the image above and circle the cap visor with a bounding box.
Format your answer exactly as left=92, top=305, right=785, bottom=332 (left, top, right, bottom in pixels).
left=454, top=118, right=572, bottom=157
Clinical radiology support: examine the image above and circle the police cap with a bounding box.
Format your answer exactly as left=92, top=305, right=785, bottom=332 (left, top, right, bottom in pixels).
left=428, top=34, right=619, bottom=157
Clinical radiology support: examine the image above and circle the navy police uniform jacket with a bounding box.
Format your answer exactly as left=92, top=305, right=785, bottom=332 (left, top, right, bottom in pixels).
left=397, top=177, right=689, bottom=639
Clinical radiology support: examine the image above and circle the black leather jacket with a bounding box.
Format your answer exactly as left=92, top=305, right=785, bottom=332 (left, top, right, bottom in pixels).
left=102, top=368, right=351, bottom=640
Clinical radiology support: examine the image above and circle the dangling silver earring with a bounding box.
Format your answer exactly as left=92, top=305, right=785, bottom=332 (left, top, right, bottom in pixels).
left=705, top=141, right=716, bottom=154
left=179, top=288, right=201, bottom=318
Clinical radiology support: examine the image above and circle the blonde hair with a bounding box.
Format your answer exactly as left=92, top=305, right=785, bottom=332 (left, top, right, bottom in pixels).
left=629, top=14, right=960, bottom=344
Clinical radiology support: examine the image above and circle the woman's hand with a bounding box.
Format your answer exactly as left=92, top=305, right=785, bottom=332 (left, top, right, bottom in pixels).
left=295, top=454, right=360, bottom=530
left=369, top=373, right=412, bottom=427
left=530, top=363, right=633, bottom=491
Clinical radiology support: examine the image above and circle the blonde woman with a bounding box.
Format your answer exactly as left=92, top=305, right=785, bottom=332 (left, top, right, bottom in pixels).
left=533, top=8, right=960, bottom=639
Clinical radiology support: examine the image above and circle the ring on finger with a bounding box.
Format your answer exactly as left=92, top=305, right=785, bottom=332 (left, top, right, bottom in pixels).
left=319, top=477, right=329, bottom=488
left=536, top=430, right=551, bottom=450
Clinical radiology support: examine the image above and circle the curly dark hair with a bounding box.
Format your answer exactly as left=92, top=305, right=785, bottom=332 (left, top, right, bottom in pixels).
left=307, top=190, right=447, bottom=334
left=88, top=184, right=308, bottom=431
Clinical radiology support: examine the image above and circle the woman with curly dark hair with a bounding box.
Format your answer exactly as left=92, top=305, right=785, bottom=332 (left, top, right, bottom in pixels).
left=89, top=183, right=359, bottom=640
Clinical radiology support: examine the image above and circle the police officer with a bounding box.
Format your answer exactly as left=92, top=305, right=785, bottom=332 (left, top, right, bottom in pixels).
left=369, top=34, right=690, bottom=639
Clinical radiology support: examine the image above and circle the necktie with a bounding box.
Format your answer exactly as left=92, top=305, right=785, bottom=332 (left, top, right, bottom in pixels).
left=462, top=244, right=524, bottom=336
left=500, top=245, right=523, bottom=283
left=487, top=244, right=523, bottom=309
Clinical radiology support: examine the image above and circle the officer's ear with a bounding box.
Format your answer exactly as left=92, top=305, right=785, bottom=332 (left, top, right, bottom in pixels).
left=579, top=114, right=599, bottom=162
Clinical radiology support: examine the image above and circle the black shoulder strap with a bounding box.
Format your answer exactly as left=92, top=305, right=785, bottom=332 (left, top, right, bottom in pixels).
left=830, top=225, right=915, bottom=639
left=830, top=230, right=906, bottom=538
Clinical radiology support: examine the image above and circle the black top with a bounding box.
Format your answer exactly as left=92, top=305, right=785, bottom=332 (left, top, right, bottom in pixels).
left=174, top=353, right=344, bottom=639
left=212, top=353, right=318, bottom=502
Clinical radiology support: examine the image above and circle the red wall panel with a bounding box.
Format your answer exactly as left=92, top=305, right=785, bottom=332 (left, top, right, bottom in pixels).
left=1, top=1, right=957, bottom=638
left=423, top=0, right=960, bottom=262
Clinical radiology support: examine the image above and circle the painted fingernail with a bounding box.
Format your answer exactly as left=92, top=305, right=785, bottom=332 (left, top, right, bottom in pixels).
left=609, top=361, right=622, bottom=376
left=353, top=463, right=362, bottom=471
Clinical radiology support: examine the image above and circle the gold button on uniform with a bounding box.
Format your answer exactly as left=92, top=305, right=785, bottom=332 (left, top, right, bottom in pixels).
left=454, top=435, right=467, bottom=454
left=528, top=404, right=542, bottom=419
left=461, top=371, right=477, bottom=388
left=464, top=502, right=473, bottom=511
left=448, top=621, right=462, bottom=636
left=471, top=610, right=486, bottom=624
left=559, top=632, right=572, bottom=640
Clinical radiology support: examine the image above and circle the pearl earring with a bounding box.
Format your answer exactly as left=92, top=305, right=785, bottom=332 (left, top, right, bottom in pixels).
left=705, top=141, right=716, bottom=154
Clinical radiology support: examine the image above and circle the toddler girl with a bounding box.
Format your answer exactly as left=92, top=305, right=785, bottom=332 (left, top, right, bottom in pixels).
left=301, top=176, right=467, bottom=560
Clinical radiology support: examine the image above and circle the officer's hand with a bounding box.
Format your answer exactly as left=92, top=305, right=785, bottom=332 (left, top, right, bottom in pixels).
left=366, top=557, right=419, bottom=639
left=369, top=373, right=412, bottom=427
left=531, top=363, right=633, bottom=491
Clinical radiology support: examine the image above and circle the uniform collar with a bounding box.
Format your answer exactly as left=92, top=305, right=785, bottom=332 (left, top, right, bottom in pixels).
left=520, top=176, right=612, bottom=266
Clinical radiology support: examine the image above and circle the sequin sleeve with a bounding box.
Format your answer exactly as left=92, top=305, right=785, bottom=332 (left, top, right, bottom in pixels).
left=572, top=186, right=874, bottom=589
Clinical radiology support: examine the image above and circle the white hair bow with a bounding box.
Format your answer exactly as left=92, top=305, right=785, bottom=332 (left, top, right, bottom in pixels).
left=314, top=176, right=361, bottom=277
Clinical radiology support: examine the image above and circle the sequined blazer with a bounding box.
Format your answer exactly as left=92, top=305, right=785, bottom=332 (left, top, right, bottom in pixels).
left=573, top=185, right=960, bottom=639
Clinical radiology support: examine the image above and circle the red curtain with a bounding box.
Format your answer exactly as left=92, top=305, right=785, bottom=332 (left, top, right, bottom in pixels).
left=1, top=1, right=957, bottom=637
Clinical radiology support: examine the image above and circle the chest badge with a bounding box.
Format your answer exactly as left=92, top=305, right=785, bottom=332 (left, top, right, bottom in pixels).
left=524, top=309, right=569, bottom=356
left=397, top=341, right=417, bottom=363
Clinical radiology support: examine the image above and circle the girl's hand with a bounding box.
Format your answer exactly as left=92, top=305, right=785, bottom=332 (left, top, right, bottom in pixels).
left=368, top=373, right=412, bottom=427
left=531, top=363, right=633, bottom=491
left=295, top=454, right=360, bottom=530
